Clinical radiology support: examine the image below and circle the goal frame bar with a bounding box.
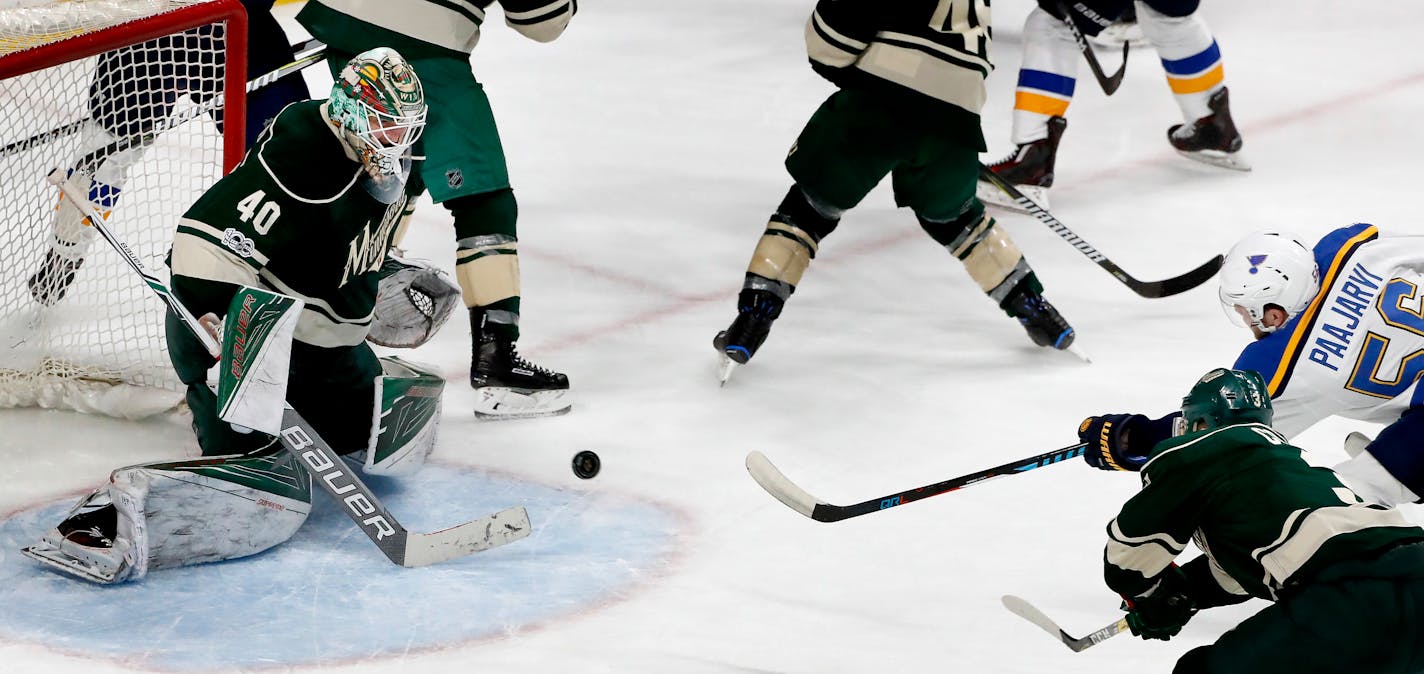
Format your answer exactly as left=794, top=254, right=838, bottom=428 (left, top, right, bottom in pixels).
left=0, top=0, right=249, bottom=172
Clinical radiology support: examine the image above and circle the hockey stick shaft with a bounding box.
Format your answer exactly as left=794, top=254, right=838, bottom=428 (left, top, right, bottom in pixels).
left=1055, top=1, right=1128, bottom=95
left=1002, top=595, right=1129, bottom=652
left=48, top=172, right=530, bottom=567
left=746, top=443, right=1086, bottom=523
left=1, top=39, right=327, bottom=163
left=73, top=39, right=328, bottom=172
left=977, top=165, right=1223, bottom=298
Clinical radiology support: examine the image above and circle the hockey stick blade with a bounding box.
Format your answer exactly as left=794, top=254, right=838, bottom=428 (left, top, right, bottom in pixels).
left=51, top=174, right=530, bottom=568
left=746, top=443, right=1086, bottom=523
left=398, top=506, right=532, bottom=567
left=977, top=165, right=1223, bottom=298
left=1057, top=0, right=1128, bottom=95
left=1002, top=595, right=1129, bottom=652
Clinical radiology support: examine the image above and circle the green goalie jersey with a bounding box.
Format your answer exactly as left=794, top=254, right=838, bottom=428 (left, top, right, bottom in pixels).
left=169, top=100, right=407, bottom=348
left=1105, top=423, right=1424, bottom=602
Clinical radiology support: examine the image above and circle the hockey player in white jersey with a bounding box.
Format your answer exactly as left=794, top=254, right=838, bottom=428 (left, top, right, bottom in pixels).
left=981, top=0, right=1247, bottom=211
left=1076, top=225, right=1424, bottom=506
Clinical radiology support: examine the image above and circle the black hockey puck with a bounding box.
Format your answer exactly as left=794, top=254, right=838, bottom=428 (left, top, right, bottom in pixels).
left=572, top=450, right=601, bottom=479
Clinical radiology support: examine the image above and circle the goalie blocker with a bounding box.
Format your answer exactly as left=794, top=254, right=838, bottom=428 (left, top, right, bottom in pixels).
left=24, top=287, right=448, bottom=583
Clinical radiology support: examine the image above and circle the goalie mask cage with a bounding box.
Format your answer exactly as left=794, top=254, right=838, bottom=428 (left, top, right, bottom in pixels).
left=0, top=0, right=246, bottom=418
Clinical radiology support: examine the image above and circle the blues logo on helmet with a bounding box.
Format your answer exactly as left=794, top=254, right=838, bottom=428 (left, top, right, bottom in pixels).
left=1217, top=232, right=1320, bottom=333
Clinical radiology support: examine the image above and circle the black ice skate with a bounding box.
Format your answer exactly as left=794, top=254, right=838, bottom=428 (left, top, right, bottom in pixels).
left=714, top=288, right=784, bottom=384
left=26, top=248, right=84, bottom=306
left=1168, top=87, right=1250, bottom=171
left=978, top=116, right=1068, bottom=212
left=471, top=333, right=571, bottom=420
left=22, top=493, right=132, bottom=584
left=1004, top=286, right=1081, bottom=357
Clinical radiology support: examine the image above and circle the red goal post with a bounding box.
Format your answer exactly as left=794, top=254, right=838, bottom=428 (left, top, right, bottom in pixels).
left=0, top=0, right=249, bottom=418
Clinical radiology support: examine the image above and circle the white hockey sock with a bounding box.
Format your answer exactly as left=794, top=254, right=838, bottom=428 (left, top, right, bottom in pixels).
left=1137, top=3, right=1223, bottom=123
left=1010, top=8, right=1081, bottom=145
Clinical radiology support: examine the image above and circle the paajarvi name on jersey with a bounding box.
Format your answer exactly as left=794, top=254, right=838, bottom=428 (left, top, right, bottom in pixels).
left=1310, top=262, right=1383, bottom=372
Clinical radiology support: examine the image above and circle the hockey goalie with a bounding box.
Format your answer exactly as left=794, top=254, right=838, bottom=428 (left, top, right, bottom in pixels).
left=22, top=47, right=464, bottom=584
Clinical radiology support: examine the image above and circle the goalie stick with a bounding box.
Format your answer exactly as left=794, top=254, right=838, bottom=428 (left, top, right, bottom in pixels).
left=0, top=39, right=328, bottom=163
left=47, top=171, right=532, bottom=568
left=1056, top=0, right=1129, bottom=95
left=745, top=443, right=1086, bottom=523
left=977, top=165, right=1224, bottom=298
left=1002, top=595, right=1129, bottom=652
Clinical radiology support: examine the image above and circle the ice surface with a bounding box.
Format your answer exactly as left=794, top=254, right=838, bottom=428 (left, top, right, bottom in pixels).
left=2, top=1, right=1423, bottom=672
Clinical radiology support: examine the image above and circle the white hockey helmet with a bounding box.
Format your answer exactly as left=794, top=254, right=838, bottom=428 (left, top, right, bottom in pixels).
left=1217, top=231, right=1320, bottom=333
left=328, top=47, right=427, bottom=177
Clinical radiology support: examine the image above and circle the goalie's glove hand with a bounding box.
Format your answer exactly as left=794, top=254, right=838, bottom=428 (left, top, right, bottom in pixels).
left=1121, top=565, right=1197, bottom=641
left=1078, top=413, right=1149, bottom=471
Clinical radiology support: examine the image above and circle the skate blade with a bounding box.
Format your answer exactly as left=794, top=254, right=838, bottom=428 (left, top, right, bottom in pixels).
left=473, top=387, right=571, bottom=420
left=1065, top=342, right=1093, bottom=364
left=717, top=354, right=739, bottom=386
left=1175, top=149, right=1252, bottom=172
left=22, top=542, right=122, bottom=584
left=976, top=180, right=1048, bottom=213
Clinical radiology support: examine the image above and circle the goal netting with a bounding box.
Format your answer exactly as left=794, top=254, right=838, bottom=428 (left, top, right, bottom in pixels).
left=0, top=0, right=246, bottom=418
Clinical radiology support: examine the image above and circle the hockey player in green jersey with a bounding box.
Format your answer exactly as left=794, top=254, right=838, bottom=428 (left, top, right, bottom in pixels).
left=1104, top=368, right=1424, bottom=673
left=21, top=48, right=459, bottom=584
left=297, top=0, right=575, bottom=420
left=713, top=0, right=1078, bottom=383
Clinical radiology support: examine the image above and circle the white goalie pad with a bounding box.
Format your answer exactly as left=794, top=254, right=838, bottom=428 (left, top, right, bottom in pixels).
left=354, top=356, right=445, bottom=476
left=26, top=448, right=313, bottom=584
left=367, top=256, right=460, bottom=349
left=216, top=286, right=304, bottom=436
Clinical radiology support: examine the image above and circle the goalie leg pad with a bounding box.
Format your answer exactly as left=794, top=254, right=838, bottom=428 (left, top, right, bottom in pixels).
left=368, top=256, right=461, bottom=349
left=922, top=211, right=1033, bottom=304
left=25, top=446, right=312, bottom=583
left=118, top=446, right=312, bottom=577
left=355, top=356, right=446, bottom=476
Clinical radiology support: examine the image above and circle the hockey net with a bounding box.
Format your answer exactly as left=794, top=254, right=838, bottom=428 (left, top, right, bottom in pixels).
left=0, top=0, right=246, bottom=418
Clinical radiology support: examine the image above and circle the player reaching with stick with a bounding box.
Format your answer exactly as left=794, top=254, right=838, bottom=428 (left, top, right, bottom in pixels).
left=1077, top=225, right=1424, bottom=507
left=1099, top=367, right=1424, bottom=673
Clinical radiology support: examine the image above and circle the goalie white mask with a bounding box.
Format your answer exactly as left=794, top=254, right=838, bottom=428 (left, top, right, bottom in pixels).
left=1218, top=231, right=1320, bottom=333
left=327, top=47, right=427, bottom=196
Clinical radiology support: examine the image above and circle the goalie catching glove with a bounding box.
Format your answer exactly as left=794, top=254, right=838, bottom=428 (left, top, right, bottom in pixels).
left=367, top=254, right=460, bottom=349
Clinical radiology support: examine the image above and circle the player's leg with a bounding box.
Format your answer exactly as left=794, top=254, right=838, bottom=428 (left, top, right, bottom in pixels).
left=1137, top=0, right=1248, bottom=169
left=405, top=56, right=569, bottom=417
left=241, top=1, right=308, bottom=146
left=898, top=146, right=1076, bottom=351
left=714, top=185, right=841, bottom=367
left=1175, top=545, right=1424, bottom=673
left=1333, top=407, right=1424, bottom=506
left=714, top=88, right=895, bottom=371
left=23, top=443, right=313, bottom=584
left=979, top=2, right=1089, bottom=210
left=26, top=36, right=182, bottom=305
